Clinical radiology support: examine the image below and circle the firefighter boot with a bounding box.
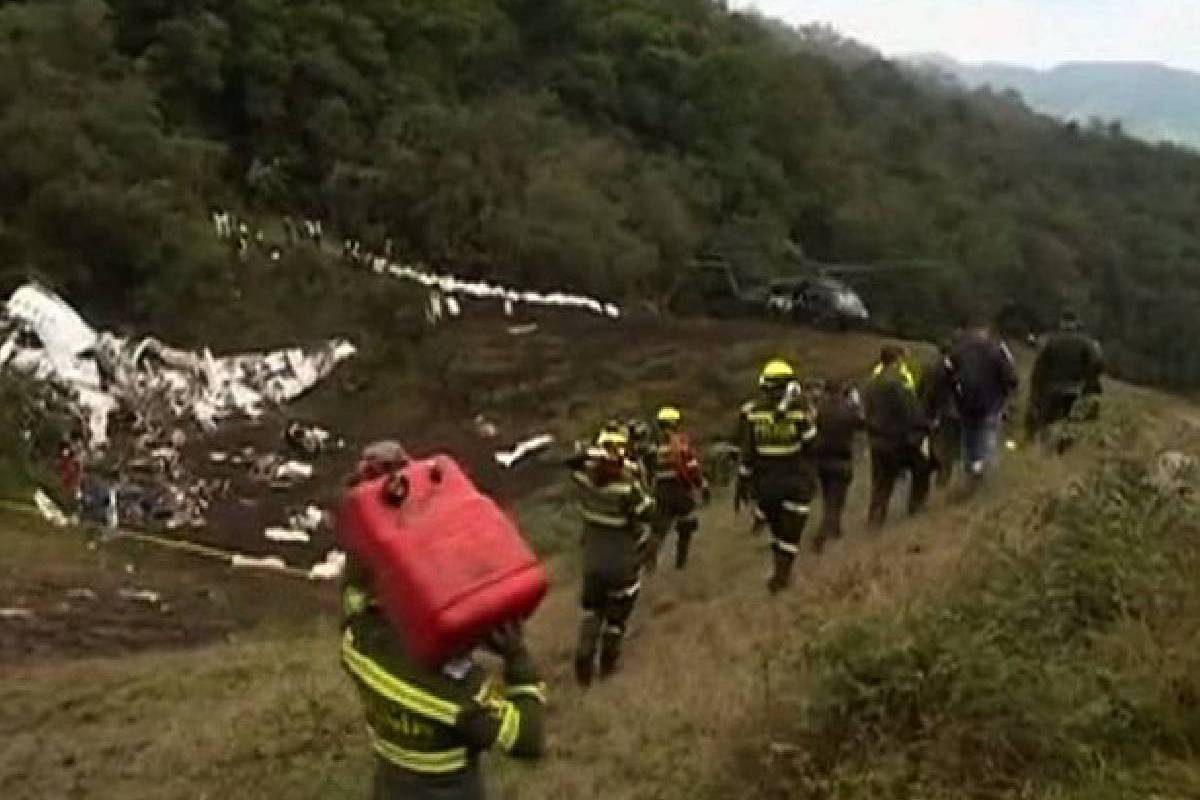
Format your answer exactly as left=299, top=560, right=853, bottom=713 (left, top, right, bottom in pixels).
left=766, top=550, right=795, bottom=595
left=598, top=624, right=625, bottom=679
left=675, top=518, right=698, bottom=570
left=675, top=533, right=692, bottom=570
left=574, top=612, right=602, bottom=687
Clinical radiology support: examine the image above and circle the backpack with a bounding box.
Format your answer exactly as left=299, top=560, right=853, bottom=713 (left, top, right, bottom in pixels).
left=668, top=432, right=704, bottom=488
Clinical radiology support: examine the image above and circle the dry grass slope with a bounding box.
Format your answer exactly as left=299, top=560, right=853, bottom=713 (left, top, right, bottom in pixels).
left=3, top=355, right=1199, bottom=800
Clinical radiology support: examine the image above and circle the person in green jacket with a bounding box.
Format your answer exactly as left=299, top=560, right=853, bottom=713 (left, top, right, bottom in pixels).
left=570, top=427, right=656, bottom=686
left=340, top=442, right=546, bottom=800
left=863, top=347, right=932, bottom=528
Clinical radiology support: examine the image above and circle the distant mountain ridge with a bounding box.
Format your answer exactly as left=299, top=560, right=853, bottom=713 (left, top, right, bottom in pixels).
left=910, top=56, right=1200, bottom=148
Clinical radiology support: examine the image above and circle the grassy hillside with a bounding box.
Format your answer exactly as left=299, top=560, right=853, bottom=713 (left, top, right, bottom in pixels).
left=4, top=344, right=1199, bottom=799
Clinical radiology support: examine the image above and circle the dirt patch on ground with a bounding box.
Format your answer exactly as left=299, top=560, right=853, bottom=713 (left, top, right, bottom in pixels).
left=0, top=514, right=335, bottom=666
left=9, top=308, right=903, bottom=665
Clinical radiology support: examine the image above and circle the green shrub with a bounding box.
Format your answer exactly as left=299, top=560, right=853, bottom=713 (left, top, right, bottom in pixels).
left=742, top=443, right=1200, bottom=799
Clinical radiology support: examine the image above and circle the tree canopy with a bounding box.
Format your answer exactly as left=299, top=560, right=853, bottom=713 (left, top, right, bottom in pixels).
left=4, top=0, right=1200, bottom=386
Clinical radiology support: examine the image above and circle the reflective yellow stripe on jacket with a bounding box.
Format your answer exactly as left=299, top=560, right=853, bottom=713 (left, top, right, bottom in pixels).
left=369, top=729, right=468, bottom=774
left=341, top=629, right=460, bottom=726
left=873, top=362, right=917, bottom=394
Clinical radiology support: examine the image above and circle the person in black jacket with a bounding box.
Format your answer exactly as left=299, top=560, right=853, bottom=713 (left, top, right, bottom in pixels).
left=950, top=323, right=1019, bottom=480
left=920, top=340, right=961, bottom=487
left=1026, top=312, right=1104, bottom=441
left=863, top=346, right=931, bottom=529
left=812, top=379, right=864, bottom=550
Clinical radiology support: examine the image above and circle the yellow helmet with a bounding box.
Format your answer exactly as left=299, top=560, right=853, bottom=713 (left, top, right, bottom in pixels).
left=759, top=359, right=795, bottom=389
left=656, top=406, right=682, bottom=426
left=595, top=428, right=629, bottom=454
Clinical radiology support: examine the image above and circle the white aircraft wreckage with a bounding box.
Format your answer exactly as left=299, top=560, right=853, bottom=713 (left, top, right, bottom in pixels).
left=0, top=283, right=356, bottom=448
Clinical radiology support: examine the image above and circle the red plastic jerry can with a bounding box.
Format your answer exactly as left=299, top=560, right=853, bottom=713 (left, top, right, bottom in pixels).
left=337, top=455, right=548, bottom=668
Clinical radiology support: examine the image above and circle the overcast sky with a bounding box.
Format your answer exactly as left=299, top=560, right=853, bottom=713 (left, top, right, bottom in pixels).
left=732, top=1, right=1200, bottom=72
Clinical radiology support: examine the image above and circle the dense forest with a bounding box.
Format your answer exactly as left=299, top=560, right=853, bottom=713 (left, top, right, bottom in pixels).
left=3, top=0, right=1200, bottom=386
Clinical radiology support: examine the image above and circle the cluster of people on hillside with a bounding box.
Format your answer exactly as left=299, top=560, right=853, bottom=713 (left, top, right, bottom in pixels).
left=334, top=312, right=1103, bottom=800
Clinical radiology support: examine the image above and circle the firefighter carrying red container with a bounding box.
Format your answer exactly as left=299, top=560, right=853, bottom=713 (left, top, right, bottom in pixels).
left=337, top=441, right=547, bottom=800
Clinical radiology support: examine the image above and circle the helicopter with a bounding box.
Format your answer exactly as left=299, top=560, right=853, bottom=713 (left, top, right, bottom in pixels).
left=666, top=252, right=945, bottom=331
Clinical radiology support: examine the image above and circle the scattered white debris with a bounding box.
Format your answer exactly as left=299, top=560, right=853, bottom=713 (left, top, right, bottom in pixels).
left=33, top=490, right=69, bottom=527
left=288, top=505, right=325, bottom=533
left=308, top=550, right=347, bottom=581
left=507, top=323, right=539, bottom=336
left=0, top=608, right=34, bottom=620
left=66, top=588, right=98, bottom=602
left=275, top=461, right=314, bottom=482
left=231, top=554, right=289, bottom=572
left=474, top=415, right=500, bottom=439
left=119, top=588, right=162, bottom=604
left=2, top=283, right=356, bottom=448
left=285, top=422, right=337, bottom=457
left=385, top=262, right=620, bottom=319
left=495, top=434, right=555, bottom=469
left=209, top=452, right=229, bottom=463
left=1151, top=450, right=1196, bottom=496
left=264, top=526, right=311, bottom=544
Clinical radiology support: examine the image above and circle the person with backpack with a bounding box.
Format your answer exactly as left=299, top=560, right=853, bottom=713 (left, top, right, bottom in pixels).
left=570, top=428, right=656, bottom=685
left=1026, top=311, right=1104, bottom=442
left=736, top=359, right=819, bottom=594
left=920, top=340, right=962, bottom=487
left=339, top=442, right=547, bottom=800
left=811, top=379, right=865, bottom=549
left=643, top=406, right=709, bottom=572
left=950, top=321, right=1019, bottom=479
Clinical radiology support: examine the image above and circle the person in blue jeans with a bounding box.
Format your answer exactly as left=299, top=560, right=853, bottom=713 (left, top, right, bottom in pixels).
left=950, top=323, right=1019, bottom=479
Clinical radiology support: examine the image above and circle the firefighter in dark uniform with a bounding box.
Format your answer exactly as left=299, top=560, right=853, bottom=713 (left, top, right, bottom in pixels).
left=644, top=406, right=709, bottom=572
left=811, top=379, right=864, bottom=551
left=1026, top=311, right=1104, bottom=442
left=920, top=340, right=962, bottom=487
left=737, top=359, right=819, bottom=594
left=863, top=346, right=932, bottom=528
left=571, top=428, right=656, bottom=686
left=339, top=443, right=546, bottom=800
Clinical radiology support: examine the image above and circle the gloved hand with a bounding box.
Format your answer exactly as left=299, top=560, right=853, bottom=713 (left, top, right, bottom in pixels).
left=484, top=622, right=528, bottom=661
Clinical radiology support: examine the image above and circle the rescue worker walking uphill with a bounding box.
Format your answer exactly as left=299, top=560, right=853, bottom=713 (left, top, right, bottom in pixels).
left=644, top=406, right=709, bottom=572
left=1026, top=311, right=1104, bottom=442
left=951, top=322, right=1019, bottom=480
left=737, top=359, right=818, bottom=594
left=811, top=379, right=864, bottom=550
left=339, top=442, right=546, bottom=800
left=571, top=429, right=656, bottom=686
left=863, top=346, right=932, bottom=528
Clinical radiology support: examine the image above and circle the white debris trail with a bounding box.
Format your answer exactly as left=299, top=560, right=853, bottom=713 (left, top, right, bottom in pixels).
left=384, top=263, right=620, bottom=319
